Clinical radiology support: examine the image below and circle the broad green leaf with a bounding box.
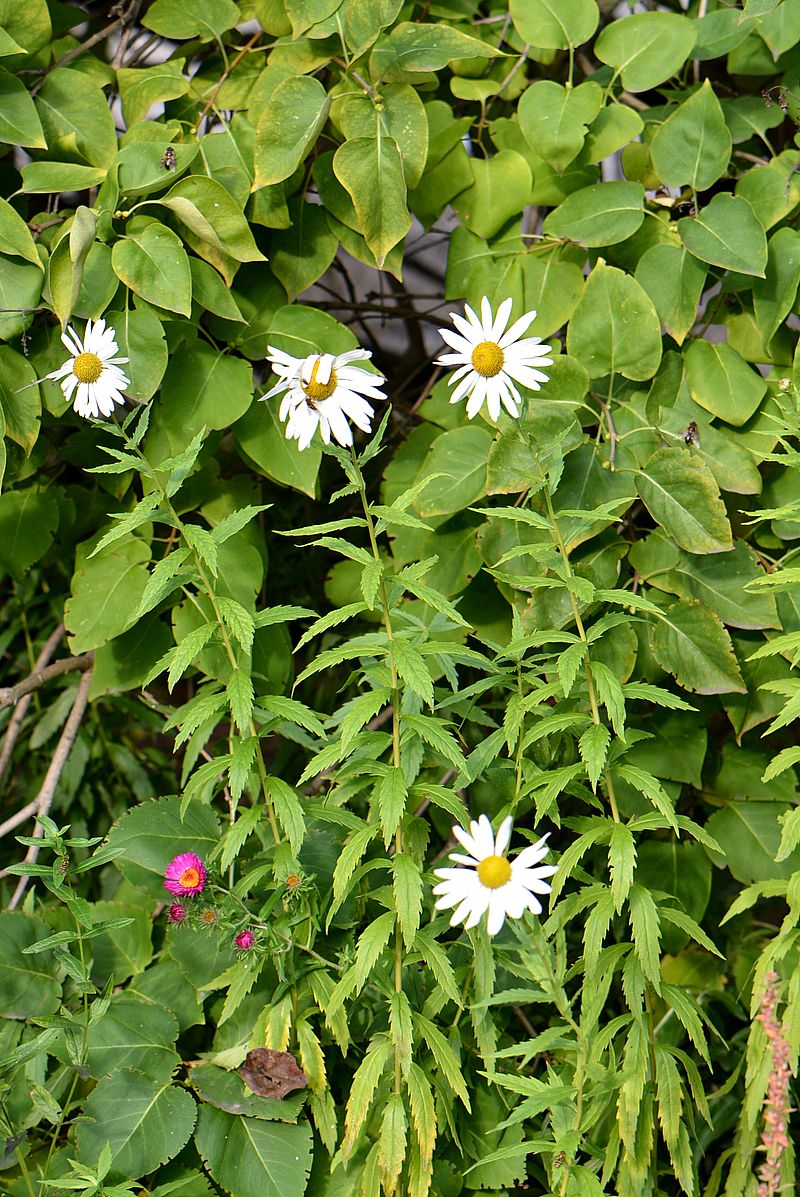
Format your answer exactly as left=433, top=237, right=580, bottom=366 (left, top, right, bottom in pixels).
left=35, top=69, right=117, bottom=167
left=270, top=199, right=338, bottom=299
left=0, top=912, right=61, bottom=1018
left=143, top=0, right=241, bottom=39
left=333, top=135, right=411, bottom=267
left=253, top=75, right=330, bottom=189
left=0, top=487, right=58, bottom=579
left=145, top=342, right=253, bottom=463
left=518, top=81, right=602, bottom=173
left=543, top=181, right=645, bottom=248
left=0, top=0, right=51, bottom=62
left=650, top=81, right=731, bottom=192
left=706, top=801, right=800, bottom=882
left=452, top=151, right=531, bottom=241
left=66, top=539, right=151, bottom=654
left=77, top=1071, right=196, bottom=1181
left=235, top=393, right=321, bottom=498
left=156, top=175, right=265, bottom=264
left=112, top=218, right=192, bottom=316
left=20, top=161, right=106, bottom=193
left=117, top=60, right=190, bottom=127
left=683, top=339, right=767, bottom=426
left=635, top=244, right=706, bottom=346
left=86, top=995, right=179, bottom=1081
left=414, top=426, right=493, bottom=517
left=510, top=0, right=599, bottom=50
left=0, top=67, right=46, bottom=148
left=343, top=0, right=403, bottom=56
left=334, top=83, right=428, bottom=188
left=105, top=306, right=168, bottom=402
left=736, top=157, right=800, bottom=231
left=0, top=255, right=42, bottom=341
left=753, top=226, right=800, bottom=346
left=678, top=193, right=767, bottom=277
left=90, top=900, right=153, bottom=986
left=106, top=795, right=221, bottom=897
left=188, top=1063, right=305, bottom=1121
left=194, top=1104, right=312, bottom=1197
left=636, top=448, right=733, bottom=554
left=0, top=197, right=42, bottom=268
left=580, top=102, right=644, bottom=164
left=189, top=258, right=245, bottom=321
left=595, top=12, right=697, bottom=92
left=0, top=346, right=41, bottom=453
left=631, top=535, right=778, bottom=630
left=372, top=22, right=502, bottom=77
left=650, top=600, right=746, bottom=695
left=566, top=261, right=661, bottom=380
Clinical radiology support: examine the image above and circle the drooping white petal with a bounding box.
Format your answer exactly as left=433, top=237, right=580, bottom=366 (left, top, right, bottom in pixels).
left=486, top=891, right=508, bottom=936
left=494, top=817, right=513, bottom=857
left=489, top=297, right=514, bottom=342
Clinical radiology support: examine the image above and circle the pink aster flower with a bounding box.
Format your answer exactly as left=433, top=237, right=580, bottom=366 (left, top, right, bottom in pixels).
left=235, top=929, right=255, bottom=951
left=164, top=852, right=206, bottom=896
left=168, top=903, right=187, bottom=923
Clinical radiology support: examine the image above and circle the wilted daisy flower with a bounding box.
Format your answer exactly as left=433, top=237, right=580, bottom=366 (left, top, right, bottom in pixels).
left=437, top=297, right=552, bottom=421
left=164, top=852, right=206, bottom=896
left=262, top=347, right=386, bottom=451
left=433, top=814, right=556, bottom=936
left=47, top=319, right=130, bottom=420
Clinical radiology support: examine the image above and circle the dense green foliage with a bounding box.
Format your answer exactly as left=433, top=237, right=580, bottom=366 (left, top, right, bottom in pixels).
left=1, top=2, right=800, bottom=1196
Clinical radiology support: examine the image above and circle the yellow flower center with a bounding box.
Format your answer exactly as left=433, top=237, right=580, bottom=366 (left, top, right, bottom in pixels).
left=179, top=867, right=201, bottom=889
left=72, top=352, right=103, bottom=384
left=286, top=874, right=301, bottom=888
left=476, top=854, right=512, bottom=889
left=201, top=909, right=217, bottom=924
left=301, top=360, right=338, bottom=403
left=471, top=341, right=504, bottom=378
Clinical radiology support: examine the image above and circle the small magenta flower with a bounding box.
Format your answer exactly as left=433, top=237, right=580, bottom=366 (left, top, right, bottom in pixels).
left=235, top=930, right=255, bottom=951
left=164, top=852, right=206, bottom=896
left=167, top=903, right=186, bottom=923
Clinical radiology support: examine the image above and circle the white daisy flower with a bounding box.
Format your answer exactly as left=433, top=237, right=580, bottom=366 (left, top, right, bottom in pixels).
left=47, top=319, right=130, bottom=420
left=436, top=296, right=553, bottom=421
left=432, top=814, right=557, bottom=937
left=262, top=347, right=387, bottom=452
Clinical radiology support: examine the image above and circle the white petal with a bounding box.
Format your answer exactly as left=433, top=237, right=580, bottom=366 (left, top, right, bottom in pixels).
left=504, top=363, right=552, bottom=391
left=452, top=823, right=481, bottom=859
left=513, top=867, right=557, bottom=893
left=61, top=327, right=83, bottom=355
left=462, top=889, right=491, bottom=929
left=485, top=380, right=502, bottom=422
left=486, top=892, right=508, bottom=936
left=473, top=814, right=496, bottom=859
left=449, top=370, right=480, bottom=405
left=465, top=377, right=488, bottom=418
left=479, top=296, right=495, bottom=338
left=490, top=297, right=514, bottom=341
left=439, top=329, right=474, bottom=357
left=494, top=817, right=513, bottom=857
left=513, top=835, right=551, bottom=869
left=499, top=310, right=537, bottom=347
left=61, top=373, right=79, bottom=399
left=452, top=310, right=481, bottom=343
left=49, top=360, right=73, bottom=381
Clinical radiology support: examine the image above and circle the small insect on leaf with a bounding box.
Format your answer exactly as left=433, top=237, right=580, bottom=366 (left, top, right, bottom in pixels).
left=160, top=146, right=176, bottom=171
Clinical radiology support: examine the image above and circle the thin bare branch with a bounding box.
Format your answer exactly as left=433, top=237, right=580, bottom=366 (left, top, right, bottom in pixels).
left=0, top=623, right=65, bottom=785
left=0, top=651, right=93, bottom=710
left=7, top=667, right=94, bottom=910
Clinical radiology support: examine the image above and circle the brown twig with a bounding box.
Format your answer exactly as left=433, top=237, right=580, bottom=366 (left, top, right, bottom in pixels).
left=194, top=28, right=263, bottom=134
left=0, top=624, right=65, bottom=785
left=0, top=652, right=93, bottom=710
left=7, top=667, right=93, bottom=909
